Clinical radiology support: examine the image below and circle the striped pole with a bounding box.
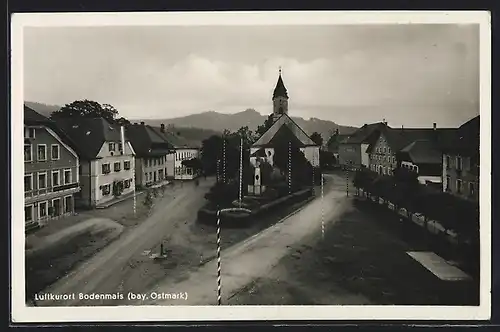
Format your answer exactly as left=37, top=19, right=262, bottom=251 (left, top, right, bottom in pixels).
left=288, top=141, right=292, bottom=194
left=346, top=167, right=349, bottom=197
left=223, top=138, right=226, bottom=184
left=239, top=137, right=243, bottom=207
left=321, top=173, right=325, bottom=239
left=216, top=209, right=222, bottom=305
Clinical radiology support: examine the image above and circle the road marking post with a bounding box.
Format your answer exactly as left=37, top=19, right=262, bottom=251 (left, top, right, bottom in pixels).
left=223, top=138, right=226, bottom=184
left=216, top=209, right=222, bottom=305
left=321, top=173, right=324, bottom=239
left=288, top=141, right=292, bottom=194
left=239, top=137, right=243, bottom=208
left=346, top=168, right=349, bottom=197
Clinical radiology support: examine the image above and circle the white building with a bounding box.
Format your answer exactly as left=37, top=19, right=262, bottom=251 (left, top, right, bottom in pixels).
left=54, top=117, right=136, bottom=208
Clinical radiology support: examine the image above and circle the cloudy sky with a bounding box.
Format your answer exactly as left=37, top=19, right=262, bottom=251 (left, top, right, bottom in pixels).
left=23, top=24, right=479, bottom=127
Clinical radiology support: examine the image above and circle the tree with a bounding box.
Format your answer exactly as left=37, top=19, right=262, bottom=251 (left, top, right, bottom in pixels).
left=319, top=150, right=336, bottom=169
left=256, top=114, right=275, bottom=137
left=310, top=132, right=323, bottom=147
left=51, top=99, right=119, bottom=122
left=115, top=117, right=131, bottom=126
left=182, top=158, right=203, bottom=174
left=272, top=140, right=313, bottom=191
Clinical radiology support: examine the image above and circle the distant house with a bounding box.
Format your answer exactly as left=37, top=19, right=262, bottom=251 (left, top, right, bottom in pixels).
left=153, top=124, right=202, bottom=180
left=251, top=69, right=320, bottom=168
left=126, top=122, right=175, bottom=188
left=367, top=123, right=456, bottom=182
left=441, top=116, right=479, bottom=202
left=326, top=129, right=350, bottom=160
left=338, top=122, right=387, bottom=170
left=24, top=105, right=81, bottom=231
left=53, top=117, right=136, bottom=208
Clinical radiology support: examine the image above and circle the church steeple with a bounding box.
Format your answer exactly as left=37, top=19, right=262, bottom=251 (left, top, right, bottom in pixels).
left=272, top=67, right=289, bottom=121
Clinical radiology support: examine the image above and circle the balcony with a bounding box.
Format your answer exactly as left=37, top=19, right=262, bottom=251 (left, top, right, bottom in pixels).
left=53, top=182, right=79, bottom=192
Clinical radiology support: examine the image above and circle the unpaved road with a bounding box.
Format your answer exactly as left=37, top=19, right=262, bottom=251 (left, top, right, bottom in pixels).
left=36, top=179, right=214, bottom=306
left=139, top=173, right=351, bottom=305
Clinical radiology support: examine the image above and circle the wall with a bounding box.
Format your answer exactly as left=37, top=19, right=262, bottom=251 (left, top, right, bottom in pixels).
left=443, top=153, right=479, bottom=202
left=368, top=133, right=397, bottom=175
left=166, top=153, right=175, bottom=179
left=174, top=148, right=200, bottom=180
left=24, top=125, right=80, bottom=223
left=338, top=143, right=361, bottom=169
left=360, top=143, right=370, bottom=168
left=139, top=155, right=169, bottom=187
left=299, top=146, right=320, bottom=167
left=91, top=141, right=136, bottom=206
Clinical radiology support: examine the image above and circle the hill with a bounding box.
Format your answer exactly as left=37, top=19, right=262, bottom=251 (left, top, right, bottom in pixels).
left=134, top=109, right=358, bottom=142
left=24, top=101, right=61, bottom=118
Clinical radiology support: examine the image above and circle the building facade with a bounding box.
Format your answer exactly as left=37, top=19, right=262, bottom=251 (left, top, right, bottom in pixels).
left=127, top=123, right=174, bottom=188
left=173, top=148, right=201, bottom=180
left=442, top=116, right=479, bottom=202
left=367, top=131, right=397, bottom=175
left=24, top=106, right=81, bottom=231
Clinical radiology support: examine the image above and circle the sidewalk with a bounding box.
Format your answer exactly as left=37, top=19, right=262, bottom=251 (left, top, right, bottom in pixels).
left=95, top=190, right=145, bottom=209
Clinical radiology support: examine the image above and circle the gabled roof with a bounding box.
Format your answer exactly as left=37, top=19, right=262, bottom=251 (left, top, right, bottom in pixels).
left=126, top=124, right=175, bottom=158
left=273, top=73, right=288, bottom=99
left=250, top=148, right=267, bottom=158
left=53, top=117, right=127, bottom=159
left=253, top=113, right=316, bottom=147
left=150, top=127, right=202, bottom=149
left=383, top=127, right=457, bottom=153
left=398, top=139, right=442, bottom=164
left=24, top=105, right=81, bottom=155
left=340, top=122, right=387, bottom=145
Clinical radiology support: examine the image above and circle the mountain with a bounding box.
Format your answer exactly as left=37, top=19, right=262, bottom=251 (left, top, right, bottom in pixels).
left=134, top=109, right=358, bottom=143
left=24, top=101, right=62, bottom=118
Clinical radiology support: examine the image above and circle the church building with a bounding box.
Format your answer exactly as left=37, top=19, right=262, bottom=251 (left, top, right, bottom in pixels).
left=250, top=69, right=320, bottom=169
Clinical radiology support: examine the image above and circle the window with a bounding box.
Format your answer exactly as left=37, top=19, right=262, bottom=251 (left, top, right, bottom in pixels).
left=37, top=144, right=47, bottom=161
left=64, top=169, right=72, bottom=184
left=154, top=159, right=157, bottom=166
left=39, top=201, right=48, bottom=219
left=102, top=184, right=111, bottom=196
left=114, top=162, right=121, bottom=172
left=64, top=196, right=72, bottom=213
left=24, top=174, right=33, bottom=192
left=158, top=169, right=164, bottom=180
left=446, top=176, right=451, bottom=191
left=124, top=179, right=131, bottom=189
left=118, top=143, right=123, bottom=152
left=51, top=144, right=60, bottom=160
left=24, top=144, right=32, bottom=162
left=25, top=205, right=33, bottom=222
left=24, top=127, right=36, bottom=139
left=52, top=170, right=60, bottom=187
left=102, top=163, right=111, bottom=174
left=457, top=179, right=462, bottom=194
left=445, top=155, right=451, bottom=169
left=124, top=161, right=131, bottom=170
left=456, top=156, right=463, bottom=171
left=469, top=182, right=475, bottom=197
left=109, top=143, right=116, bottom=152
left=149, top=172, right=152, bottom=180
left=38, top=172, right=47, bottom=189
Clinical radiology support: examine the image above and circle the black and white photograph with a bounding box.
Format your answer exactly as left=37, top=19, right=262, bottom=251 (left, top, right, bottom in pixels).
left=11, top=11, right=491, bottom=322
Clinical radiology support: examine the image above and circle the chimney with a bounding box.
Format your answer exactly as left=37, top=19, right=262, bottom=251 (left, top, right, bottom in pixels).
left=120, top=126, right=126, bottom=153
left=335, top=128, right=339, bottom=135
left=433, top=122, right=437, bottom=130
left=140, top=121, right=145, bottom=126
left=160, top=123, right=165, bottom=133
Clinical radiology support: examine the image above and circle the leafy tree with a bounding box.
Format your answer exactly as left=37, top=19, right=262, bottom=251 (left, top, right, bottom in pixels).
left=182, top=157, right=203, bottom=174
left=272, top=140, right=313, bottom=191
left=310, top=132, right=323, bottom=147
left=115, top=117, right=131, bottom=126
left=319, top=150, right=336, bottom=169
left=143, top=190, right=153, bottom=208
left=51, top=99, right=119, bottom=123
left=256, top=113, right=274, bottom=137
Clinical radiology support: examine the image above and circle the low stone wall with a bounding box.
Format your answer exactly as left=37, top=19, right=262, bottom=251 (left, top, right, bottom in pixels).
left=197, top=188, right=313, bottom=228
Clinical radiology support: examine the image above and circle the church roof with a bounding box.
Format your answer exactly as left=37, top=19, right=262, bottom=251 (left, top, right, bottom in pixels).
left=253, top=113, right=317, bottom=147
left=273, top=73, right=288, bottom=99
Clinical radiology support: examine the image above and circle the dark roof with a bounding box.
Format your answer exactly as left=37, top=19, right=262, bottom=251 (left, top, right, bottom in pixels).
left=24, top=105, right=51, bottom=124
left=273, top=73, right=288, bottom=99
left=253, top=113, right=316, bottom=147
left=126, top=124, right=175, bottom=158
left=341, top=122, right=387, bottom=144
left=441, top=115, right=479, bottom=156
left=398, top=139, right=442, bottom=164
left=24, top=105, right=81, bottom=155
left=150, top=127, right=202, bottom=149
left=382, top=127, right=457, bottom=153
left=327, top=134, right=350, bottom=152
left=250, top=148, right=267, bottom=157
left=53, top=117, right=126, bottom=159
left=266, top=123, right=306, bottom=148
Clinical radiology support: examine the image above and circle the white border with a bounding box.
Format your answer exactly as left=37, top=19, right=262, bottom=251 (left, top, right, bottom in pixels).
left=11, top=11, right=491, bottom=323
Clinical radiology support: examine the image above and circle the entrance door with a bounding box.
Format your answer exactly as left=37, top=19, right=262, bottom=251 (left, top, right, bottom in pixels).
left=64, top=196, right=72, bottom=214
left=53, top=198, right=61, bottom=217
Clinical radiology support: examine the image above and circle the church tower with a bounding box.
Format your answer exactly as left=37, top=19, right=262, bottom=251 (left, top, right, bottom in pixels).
left=272, top=67, right=289, bottom=122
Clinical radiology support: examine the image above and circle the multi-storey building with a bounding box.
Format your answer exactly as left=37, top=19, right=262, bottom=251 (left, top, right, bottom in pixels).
left=54, top=117, right=136, bottom=207
left=24, top=105, right=81, bottom=231
left=126, top=122, right=175, bottom=188
left=153, top=124, right=202, bottom=180
left=441, top=116, right=479, bottom=202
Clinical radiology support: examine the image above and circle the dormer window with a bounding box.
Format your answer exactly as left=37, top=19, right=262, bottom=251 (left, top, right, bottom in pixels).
left=109, top=143, right=116, bottom=152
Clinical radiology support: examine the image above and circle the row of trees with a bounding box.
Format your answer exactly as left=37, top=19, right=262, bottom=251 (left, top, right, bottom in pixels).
left=50, top=99, right=131, bottom=126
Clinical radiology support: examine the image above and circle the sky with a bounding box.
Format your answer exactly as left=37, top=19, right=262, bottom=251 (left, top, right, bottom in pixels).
left=23, top=24, right=480, bottom=128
